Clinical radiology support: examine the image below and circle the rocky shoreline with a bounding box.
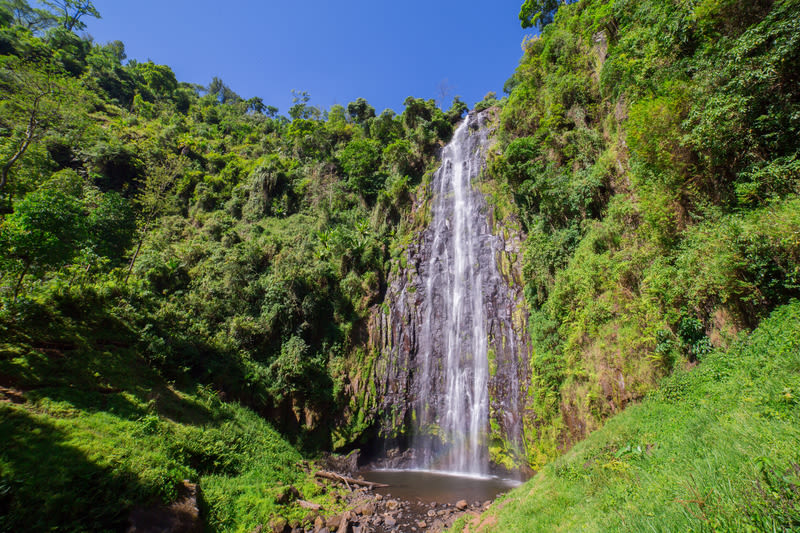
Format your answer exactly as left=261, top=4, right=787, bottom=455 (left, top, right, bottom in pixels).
left=272, top=479, right=490, bottom=533
left=126, top=453, right=498, bottom=533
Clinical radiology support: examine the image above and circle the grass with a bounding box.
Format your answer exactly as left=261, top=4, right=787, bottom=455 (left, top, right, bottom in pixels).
left=0, top=291, right=344, bottom=532
left=458, top=300, right=800, bottom=532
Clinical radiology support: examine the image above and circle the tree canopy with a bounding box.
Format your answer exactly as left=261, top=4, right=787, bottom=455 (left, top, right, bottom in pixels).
left=518, top=0, right=577, bottom=29
left=41, top=0, right=99, bottom=31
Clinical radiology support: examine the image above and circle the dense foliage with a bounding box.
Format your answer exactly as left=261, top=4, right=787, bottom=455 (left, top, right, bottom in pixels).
left=0, top=0, right=466, bottom=446
left=492, top=0, right=800, bottom=466
left=0, top=295, right=343, bottom=532
left=2, top=0, right=799, bottom=530
left=0, top=2, right=466, bottom=529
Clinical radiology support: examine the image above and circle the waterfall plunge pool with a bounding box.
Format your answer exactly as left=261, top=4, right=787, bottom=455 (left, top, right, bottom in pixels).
left=359, top=469, right=522, bottom=505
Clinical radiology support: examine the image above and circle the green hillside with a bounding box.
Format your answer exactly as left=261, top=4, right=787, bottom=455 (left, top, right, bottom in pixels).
left=459, top=300, right=800, bottom=532
left=493, top=0, right=800, bottom=467
left=1, top=0, right=799, bottom=530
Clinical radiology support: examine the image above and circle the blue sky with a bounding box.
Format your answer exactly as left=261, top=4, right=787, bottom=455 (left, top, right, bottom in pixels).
left=83, top=0, right=531, bottom=115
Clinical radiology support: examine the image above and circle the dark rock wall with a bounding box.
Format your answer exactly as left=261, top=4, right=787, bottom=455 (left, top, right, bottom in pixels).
left=362, top=110, right=531, bottom=474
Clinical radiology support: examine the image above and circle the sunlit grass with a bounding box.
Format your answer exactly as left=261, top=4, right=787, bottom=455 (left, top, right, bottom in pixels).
left=0, top=303, right=342, bottom=532
left=461, top=301, right=800, bottom=532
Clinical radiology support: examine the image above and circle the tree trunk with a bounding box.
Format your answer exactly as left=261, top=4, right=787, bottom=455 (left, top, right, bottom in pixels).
left=0, top=99, right=39, bottom=198
left=13, top=260, right=31, bottom=300
left=125, top=238, right=144, bottom=284
left=0, top=136, right=32, bottom=197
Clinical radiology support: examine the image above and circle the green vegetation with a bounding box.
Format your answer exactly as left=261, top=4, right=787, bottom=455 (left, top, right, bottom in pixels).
left=0, top=291, right=344, bottom=532
left=457, top=0, right=800, bottom=528
left=2, top=0, right=800, bottom=530
left=518, top=0, right=579, bottom=29
left=490, top=0, right=800, bottom=467
left=460, top=300, right=800, bottom=532
left=0, top=0, right=466, bottom=440
left=0, top=1, right=465, bottom=529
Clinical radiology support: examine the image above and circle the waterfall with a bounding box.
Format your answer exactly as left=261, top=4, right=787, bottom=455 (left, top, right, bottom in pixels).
left=412, top=112, right=502, bottom=475
left=369, top=109, right=528, bottom=477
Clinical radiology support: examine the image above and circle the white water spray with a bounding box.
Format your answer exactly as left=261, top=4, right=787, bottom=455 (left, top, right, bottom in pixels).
left=414, top=113, right=503, bottom=475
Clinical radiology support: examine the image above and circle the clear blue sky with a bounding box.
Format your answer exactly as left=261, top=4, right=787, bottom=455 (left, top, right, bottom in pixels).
left=83, top=0, right=531, bottom=115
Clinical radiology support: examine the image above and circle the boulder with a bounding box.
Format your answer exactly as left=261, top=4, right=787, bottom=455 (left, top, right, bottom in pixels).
left=385, top=499, right=400, bottom=511
left=357, top=503, right=375, bottom=516
left=322, top=450, right=360, bottom=475
left=325, top=515, right=341, bottom=531
left=275, top=486, right=300, bottom=504
left=268, top=516, right=288, bottom=533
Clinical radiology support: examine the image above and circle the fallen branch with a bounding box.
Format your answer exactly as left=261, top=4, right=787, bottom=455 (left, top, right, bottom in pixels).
left=314, top=471, right=389, bottom=489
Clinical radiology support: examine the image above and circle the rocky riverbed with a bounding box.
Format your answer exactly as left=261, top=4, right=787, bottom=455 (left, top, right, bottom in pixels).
left=249, top=452, right=508, bottom=533
left=276, top=482, right=491, bottom=533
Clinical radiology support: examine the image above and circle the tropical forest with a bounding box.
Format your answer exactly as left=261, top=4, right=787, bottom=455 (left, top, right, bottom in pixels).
left=0, top=0, right=799, bottom=531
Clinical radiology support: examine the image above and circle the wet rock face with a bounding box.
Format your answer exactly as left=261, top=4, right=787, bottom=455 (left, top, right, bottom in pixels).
left=367, top=109, right=530, bottom=473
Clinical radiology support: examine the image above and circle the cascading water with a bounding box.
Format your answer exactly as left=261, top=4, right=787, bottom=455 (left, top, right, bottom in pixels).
left=413, top=117, right=488, bottom=474
left=368, top=109, right=529, bottom=478
left=412, top=112, right=513, bottom=475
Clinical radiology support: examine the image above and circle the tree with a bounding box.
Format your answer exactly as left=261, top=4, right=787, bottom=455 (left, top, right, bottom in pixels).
left=383, top=139, right=417, bottom=177
left=288, top=90, right=320, bottom=121
left=85, top=189, right=136, bottom=266
left=266, top=335, right=327, bottom=404
left=129, top=61, right=178, bottom=101
left=347, top=97, right=375, bottom=126
left=206, top=76, right=241, bottom=104
left=105, top=39, right=126, bottom=62
left=0, top=59, right=88, bottom=207
left=264, top=105, right=279, bottom=118
left=370, top=109, right=403, bottom=144
left=437, top=78, right=453, bottom=107
left=518, top=0, right=576, bottom=29
left=0, top=0, right=57, bottom=32
left=126, top=154, right=187, bottom=282
left=0, top=4, right=11, bottom=26
left=246, top=96, right=265, bottom=114
left=338, top=138, right=383, bottom=194
left=446, top=95, right=468, bottom=123
left=402, top=96, right=434, bottom=130
left=41, top=0, right=99, bottom=32
left=0, top=186, right=85, bottom=297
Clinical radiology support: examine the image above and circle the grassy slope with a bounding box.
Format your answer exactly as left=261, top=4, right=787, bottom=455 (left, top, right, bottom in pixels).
left=460, top=300, right=800, bottom=532
left=0, top=290, right=343, bottom=532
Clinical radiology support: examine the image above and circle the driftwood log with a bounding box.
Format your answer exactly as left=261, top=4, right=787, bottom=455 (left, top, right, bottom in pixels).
left=314, top=471, right=389, bottom=489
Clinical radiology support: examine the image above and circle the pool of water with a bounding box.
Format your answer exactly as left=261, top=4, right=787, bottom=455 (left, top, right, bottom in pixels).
left=359, top=469, right=522, bottom=504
